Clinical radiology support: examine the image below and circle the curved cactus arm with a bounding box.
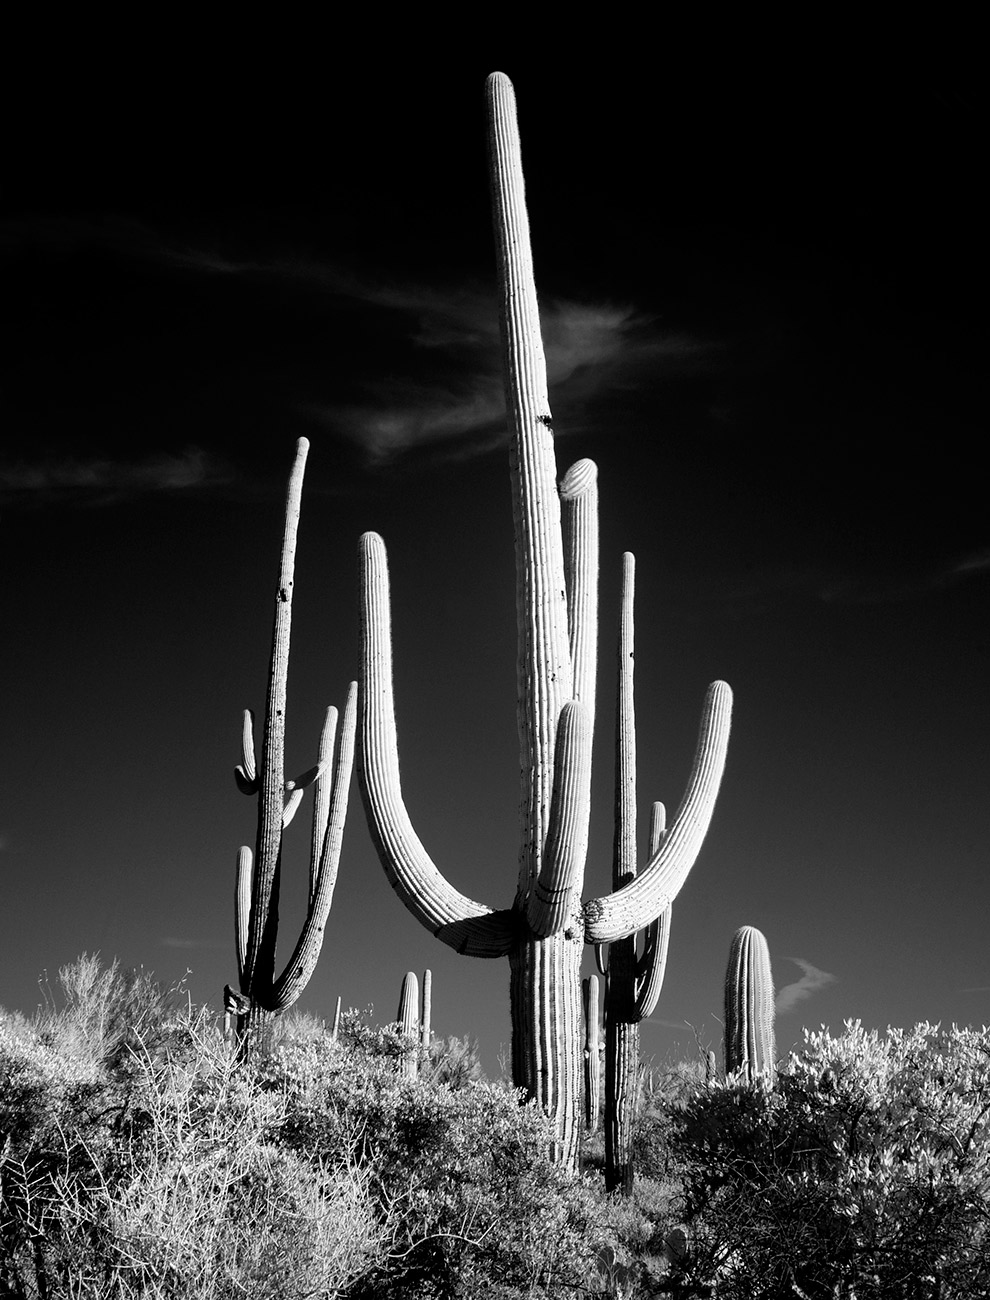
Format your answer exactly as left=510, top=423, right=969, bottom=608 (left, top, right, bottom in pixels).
left=244, top=437, right=309, bottom=985
left=235, top=846, right=252, bottom=988
left=724, top=925, right=776, bottom=1083
left=595, top=944, right=609, bottom=978
left=271, top=681, right=358, bottom=1012
left=560, top=459, right=599, bottom=732
left=634, top=908, right=671, bottom=1020
left=526, top=700, right=593, bottom=938
left=633, top=802, right=670, bottom=1020
left=584, top=680, right=733, bottom=944
left=309, top=705, right=339, bottom=904
left=280, top=787, right=305, bottom=828
left=359, top=530, right=515, bottom=958
left=235, top=709, right=259, bottom=795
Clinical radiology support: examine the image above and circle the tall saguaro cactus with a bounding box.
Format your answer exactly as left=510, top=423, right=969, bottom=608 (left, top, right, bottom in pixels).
left=358, top=73, right=732, bottom=1169
left=724, top=925, right=776, bottom=1083
left=228, top=438, right=357, bottom=1045
left=601, top=552, right=674, bottom=1190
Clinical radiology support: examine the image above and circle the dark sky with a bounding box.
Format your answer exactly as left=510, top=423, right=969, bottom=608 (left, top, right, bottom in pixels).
left=2, top=44, right=987, bottom=1072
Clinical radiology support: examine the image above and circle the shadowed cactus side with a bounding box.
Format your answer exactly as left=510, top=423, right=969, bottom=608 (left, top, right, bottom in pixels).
left=358, top=73, right=732, bottom=1169
left=724, top=925, right=776, bottom=1083
left=226, top=438, right=357, bottom=1048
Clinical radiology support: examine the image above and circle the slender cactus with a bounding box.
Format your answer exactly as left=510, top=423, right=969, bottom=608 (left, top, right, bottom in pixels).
left=583, top=974, right=601, bottom=1133
left=421, top=968, right=432, bottom=1051
left=724, top=926, right=776, bottom=1083
left=602, top=556, right=674, bottom=1192
left=228, top=438, right=357, bottom=1046
left=358, top=73, right=732, bottom=1169
left=398, top=970, right=420, bottom=1079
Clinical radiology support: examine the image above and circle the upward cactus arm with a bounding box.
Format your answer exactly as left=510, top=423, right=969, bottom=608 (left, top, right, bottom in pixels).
left=359, top=531, right=515, bottom=957
left=584, top=680, right=733, bottom=943
left=235, top=846, right=252, bottom=987
left=526, top=700, right=593, bottom=938
left=560, top=459, right=599, bottom=732
left=633, top=801, right=670, bottom=1021
left=271, top=681, right=358, bottom=1011
left=309, top=704, right=340, bottom=903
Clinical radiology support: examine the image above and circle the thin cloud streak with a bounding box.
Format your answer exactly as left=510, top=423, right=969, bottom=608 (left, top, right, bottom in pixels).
left=776, top=958, right=837, bottom=1015
left=0, top=448, right=230, bottom=506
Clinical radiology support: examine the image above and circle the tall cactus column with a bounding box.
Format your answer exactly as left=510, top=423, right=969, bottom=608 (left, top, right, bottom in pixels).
left=228, top=438, right=357, bottom=1046
left=358, top=73, right=732, bottom=1171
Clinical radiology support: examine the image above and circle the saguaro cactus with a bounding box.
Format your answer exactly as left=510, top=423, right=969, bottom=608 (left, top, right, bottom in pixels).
left=600, top=554, right=675, bottom=1190
left=724, top=925, right=776, bottom=1083
left=358, top=73, right=732, bottom=1169
left=227, top=438, right=357, bottom=1045
left=397, top=970, right=420, bottom=1079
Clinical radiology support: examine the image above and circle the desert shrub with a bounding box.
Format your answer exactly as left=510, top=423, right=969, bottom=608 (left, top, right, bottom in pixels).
left=258, top=1018, right=617, bottom=1297
left=659, top=1021, right=990, bottom=1299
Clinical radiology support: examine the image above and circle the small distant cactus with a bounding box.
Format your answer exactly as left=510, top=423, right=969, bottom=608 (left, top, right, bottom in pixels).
left=398, top=970, right=420, bottom=1079
left=724, top=925, right=776, bottom=1083
left=226, top=438, right=357, bottom=1047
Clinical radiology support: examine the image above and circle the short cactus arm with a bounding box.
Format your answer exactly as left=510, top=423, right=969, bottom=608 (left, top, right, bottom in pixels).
left=560, top=459, right=598, bottom=732
left=235, top=710, right=259, bottom=794
left=235, top=846, right=252, bottom=987
left=271, top=681, right=358, bottom=1011
left=584, top=680, right=732, bottom=943
left=359, top=530, right=515, bottom=957
left=526, top=700, right=593, bottom=938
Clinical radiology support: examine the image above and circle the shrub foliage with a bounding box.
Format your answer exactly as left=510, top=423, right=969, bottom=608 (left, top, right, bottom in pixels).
left=3, top=962, right=990, bottom=1299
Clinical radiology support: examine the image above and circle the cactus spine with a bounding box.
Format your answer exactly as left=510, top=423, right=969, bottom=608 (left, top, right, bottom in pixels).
left=724, top=925, right=776, bottom=1083
left=228, top=438, right=357, bottom=1045
left=602, top=555, right=674, bottom=1192
left=358, top=73, right=732, bottom=1170
left=583, top=974, right=601, bottom=1133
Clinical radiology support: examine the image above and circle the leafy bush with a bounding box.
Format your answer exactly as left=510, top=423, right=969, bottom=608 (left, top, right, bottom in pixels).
left=662, top=1020, right=990, bottom=1298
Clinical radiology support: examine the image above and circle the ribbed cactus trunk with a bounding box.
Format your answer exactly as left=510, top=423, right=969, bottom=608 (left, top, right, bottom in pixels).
left=724, top=926, right=776, bottom=1083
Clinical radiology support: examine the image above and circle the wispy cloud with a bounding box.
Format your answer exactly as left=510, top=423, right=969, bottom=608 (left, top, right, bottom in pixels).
left=6, top=215, right=717, bottom=466
left=304, top=290, right=714, bottom=463
left=775, top=958, right=837, bottom=1015
left=0, top=447, right=230, bottom=506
